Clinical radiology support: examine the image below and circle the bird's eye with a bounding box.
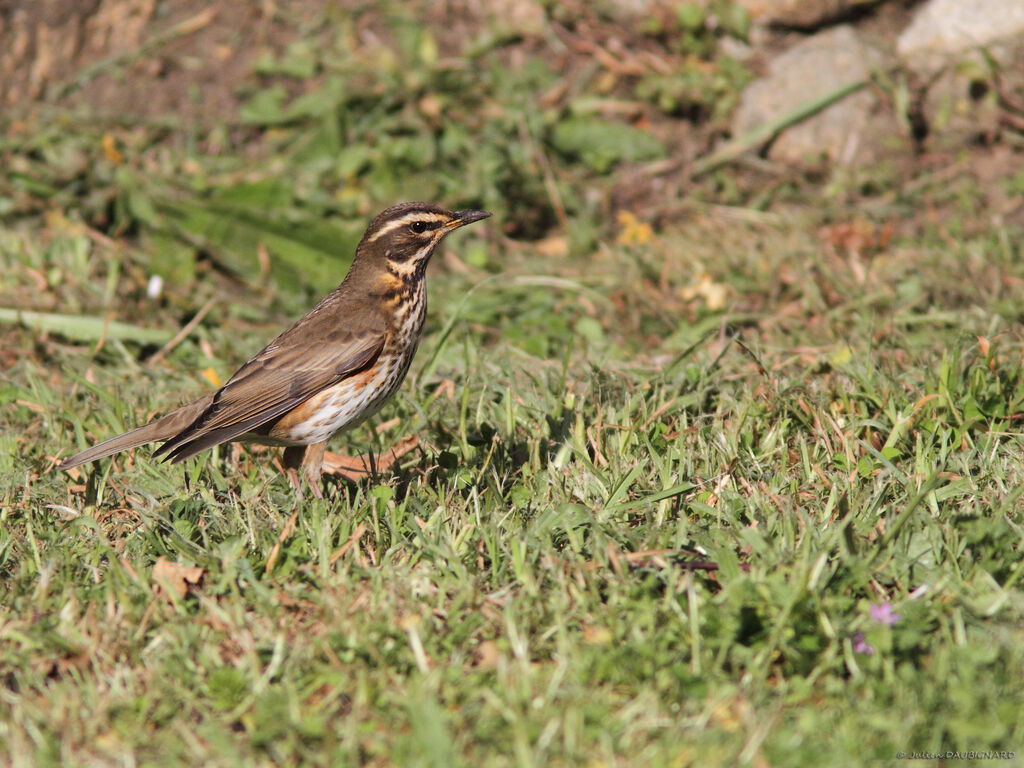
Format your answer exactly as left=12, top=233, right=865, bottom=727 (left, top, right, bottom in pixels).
left=410, top=221, right=428, bottom=234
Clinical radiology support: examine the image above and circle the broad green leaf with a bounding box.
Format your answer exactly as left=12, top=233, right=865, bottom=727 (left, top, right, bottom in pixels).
left=252, top=41, right=318, bottom=79
left=210, top=179, right=295, bottom=208
left=238, top=85, right=290, bottom=125
left=550, top=118, right=666, bottom=172
left=156, top=197, right=361, bottom=292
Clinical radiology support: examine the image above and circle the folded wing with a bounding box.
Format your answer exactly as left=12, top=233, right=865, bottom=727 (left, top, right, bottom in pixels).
left=154, top=322, right=387, bottom=463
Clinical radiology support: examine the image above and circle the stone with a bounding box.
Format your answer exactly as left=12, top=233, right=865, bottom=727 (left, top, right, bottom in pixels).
left=897, top=0, right=1024, bottom=147
left=737, top=0, right=882, bottom=29
left=897, top=0, right=1024, bottom=76
left=732, top=25, right=902, bottom=167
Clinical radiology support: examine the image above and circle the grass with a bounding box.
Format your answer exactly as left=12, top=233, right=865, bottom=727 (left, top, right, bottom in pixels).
left=3, top=2, right=1024, bottom=765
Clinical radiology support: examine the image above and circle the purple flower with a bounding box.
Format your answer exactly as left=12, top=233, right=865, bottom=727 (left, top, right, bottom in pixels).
left=870, top=602, right=901, bottom=626
left=853, top=632, right=875, bottom=655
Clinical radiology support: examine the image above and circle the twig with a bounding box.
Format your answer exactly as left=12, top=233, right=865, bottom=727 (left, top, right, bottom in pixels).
left=691, top=79, right=869, bottom=178
left=146, top=296, right=217, bottom=365
left=264, top=509, right=300, bottom=574
left=518, top=114, right=569, bottom=232
left=329, top=523, right=368, bottom=566
left=731, top=330, right=769, bottom=379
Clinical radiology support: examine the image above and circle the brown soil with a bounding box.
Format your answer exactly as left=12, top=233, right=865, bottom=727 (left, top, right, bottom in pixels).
left=0, top=0, right=318, bottom=122
left=4, top=0, right=1024, bottom=235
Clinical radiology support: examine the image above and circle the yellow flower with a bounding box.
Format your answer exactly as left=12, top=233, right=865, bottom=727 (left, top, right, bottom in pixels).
left=101, top=133, right=124, bottom=165
left=615, top=210, right=654, bottom=245
left=680, top=272, right=729, bottom=310
left=201, top=367, right=223, bottom=388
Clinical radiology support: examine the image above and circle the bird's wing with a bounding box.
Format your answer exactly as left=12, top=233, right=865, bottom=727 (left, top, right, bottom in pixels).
left=154, top=322, right=387, bottom=463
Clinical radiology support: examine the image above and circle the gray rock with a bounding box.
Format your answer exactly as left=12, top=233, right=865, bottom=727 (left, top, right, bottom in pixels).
left=732, top=25, right=902, bottom=167
left=897, top=0, right=1024, bottom=147
left=897, top=0, right=1024, bottom=76
left=737, top=0, right=883, bottom=29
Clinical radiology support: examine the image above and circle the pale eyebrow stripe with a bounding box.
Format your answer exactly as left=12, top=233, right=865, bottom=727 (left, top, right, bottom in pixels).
left=367, top=212, right=449, bottom=242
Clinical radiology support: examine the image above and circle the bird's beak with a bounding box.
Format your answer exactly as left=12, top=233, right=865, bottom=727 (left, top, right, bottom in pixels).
left=450, top=209, right=492, bottom=229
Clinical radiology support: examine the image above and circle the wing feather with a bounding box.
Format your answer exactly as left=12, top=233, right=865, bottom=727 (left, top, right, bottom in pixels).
left=154, top=323, right=387, bottom=463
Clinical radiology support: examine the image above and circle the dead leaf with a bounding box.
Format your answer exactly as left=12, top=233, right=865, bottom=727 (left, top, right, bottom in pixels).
left=582, top=625, right=614, bottom=645
left=375, top=417, right=401, bottom=433
left=432, top=380, right=456, bottom=401
left=101, top=133, right=124, bottom=165
left=679, top=272, right=729, bottom=310
left=152, top=556, right=204, bottom=602
left=322, top=434, right=419, bottom=481
left=329, top=522, right=367, bottom=565
left=265, top=511, right=300, bottom=575
left=536, top=235, right=570, bottom=257
left=473, top=639, right=500, bottom=670
left=418, top=93, right=442, bottom=120
left=977, top=335, right=990, bottom=358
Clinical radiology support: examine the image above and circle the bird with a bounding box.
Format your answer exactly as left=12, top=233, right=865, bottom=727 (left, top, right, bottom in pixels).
left=58, top=201, right=491, bottom=498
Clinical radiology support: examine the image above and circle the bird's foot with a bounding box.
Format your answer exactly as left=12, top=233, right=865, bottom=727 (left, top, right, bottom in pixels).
left=283, top=443, right=325, bottom=499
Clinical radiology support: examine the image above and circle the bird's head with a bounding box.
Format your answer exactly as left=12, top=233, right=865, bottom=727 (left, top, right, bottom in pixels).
left=354, top=202, right=491, bottom=280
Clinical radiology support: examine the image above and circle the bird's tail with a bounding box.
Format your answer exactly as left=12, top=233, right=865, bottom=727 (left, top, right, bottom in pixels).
left=58, top=394, right=215, bottom=471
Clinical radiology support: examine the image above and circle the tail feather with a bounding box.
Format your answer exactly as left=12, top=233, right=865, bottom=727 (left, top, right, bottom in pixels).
left=58, top=394, right=215, bottom=471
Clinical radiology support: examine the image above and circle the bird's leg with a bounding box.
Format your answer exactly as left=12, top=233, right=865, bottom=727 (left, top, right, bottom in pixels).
left=302, top=441, right=327, bottom=499
left=282, top=445, right=310, bottom=498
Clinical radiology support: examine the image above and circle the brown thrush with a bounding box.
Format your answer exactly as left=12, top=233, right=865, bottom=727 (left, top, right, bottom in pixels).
left=58, top=202, right=491, bottom=497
